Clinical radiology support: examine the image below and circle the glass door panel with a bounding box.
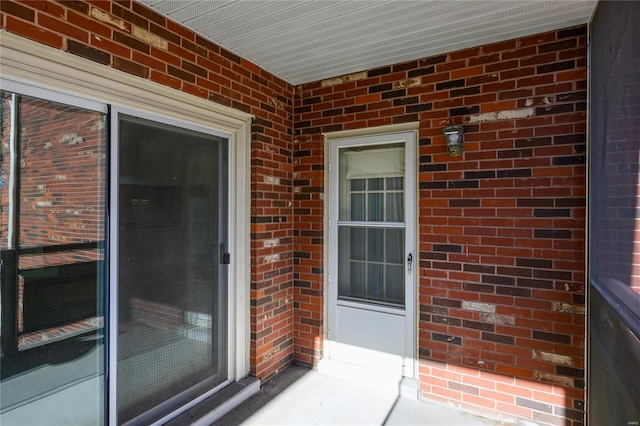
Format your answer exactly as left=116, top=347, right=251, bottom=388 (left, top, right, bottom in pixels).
left=1, top=92, right=107, bottom=425
left=117, top=116, right=228, bottom=424
left=337, top=144, right=405, bottom=308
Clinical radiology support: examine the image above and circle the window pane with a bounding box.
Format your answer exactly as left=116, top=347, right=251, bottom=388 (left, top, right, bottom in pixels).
left=351, top=179, right=365, bottom=191
left=367, top=263, right=384, bottom=299
left=385, top=265, right=404, bottom=304
left=368, top=193, right=384, bottom=221
left=387, top=177, right=403, bottom=190
left=336, top=143, right=406, bottom=308
left=350, top=193, right=365, bottom=221
left=338, top=144, right=404, bottom=222
left=349, top=262, right=366, bottom=297
left=386, top=193, right=404, bottom=222
left=0, top=92, right=106, bottom=425
left=368, top=228, right=384, bottom=262
left=386, top=229, right=404, bottom=264
left=351, top=227, right=366, bottom=261
left=368, top=178, right=383, bottom=190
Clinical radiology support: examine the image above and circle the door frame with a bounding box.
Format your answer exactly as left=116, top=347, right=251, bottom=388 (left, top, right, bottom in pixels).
left=324, top=127, right=418, bottom=379
left=109, top=106, right=236, bottom=425
left=1, top=32, right=253, bottom=425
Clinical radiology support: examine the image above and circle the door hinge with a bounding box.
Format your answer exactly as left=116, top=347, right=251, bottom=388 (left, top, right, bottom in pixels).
left=222, top=252, right=231, bottom=265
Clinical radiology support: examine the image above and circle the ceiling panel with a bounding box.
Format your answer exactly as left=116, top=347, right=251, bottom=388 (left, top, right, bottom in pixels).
left=139, top=0, right=597, bottom=85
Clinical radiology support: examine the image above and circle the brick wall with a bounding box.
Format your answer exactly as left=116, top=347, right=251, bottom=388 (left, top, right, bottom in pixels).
left=294, top=27, right=587, bottom=425
left=0, top=0, right=295, bottom=380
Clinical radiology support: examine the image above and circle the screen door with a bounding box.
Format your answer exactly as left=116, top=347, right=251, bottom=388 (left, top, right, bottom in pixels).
left=116, top=114, right=229, bottom=424
left=327, top=131, right=416, bottom=377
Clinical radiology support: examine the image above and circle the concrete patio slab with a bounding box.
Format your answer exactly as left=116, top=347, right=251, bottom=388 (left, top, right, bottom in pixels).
left=211, top=364, right=511, bottom=426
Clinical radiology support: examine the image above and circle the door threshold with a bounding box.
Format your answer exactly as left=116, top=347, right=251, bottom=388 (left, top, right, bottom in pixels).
left=317, top=358, right=419, bottom=400
left=164, top=376, right=260, bottom=426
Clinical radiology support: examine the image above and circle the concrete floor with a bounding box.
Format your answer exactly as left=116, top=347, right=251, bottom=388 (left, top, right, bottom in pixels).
left=213, top=364, right=510, bottom=426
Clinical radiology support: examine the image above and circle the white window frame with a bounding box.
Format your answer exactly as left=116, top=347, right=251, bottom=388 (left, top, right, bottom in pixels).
left=1, top=31, right=253, bottom=424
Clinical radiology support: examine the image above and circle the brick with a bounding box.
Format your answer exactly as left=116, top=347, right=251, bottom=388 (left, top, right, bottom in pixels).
left=167, top=65, right=195, bottom=83
left=90, top=6, right=128, bottom=30
left=113, top=30, right=149, bottom=54
left=67, top=40, right=110, bottom=65
left=533, top=331, right=570, bottom=344
left=436, top=79, right=465, bottom=90
left=408, top=66, right=435, bottom=78
left=5, top=16, right=64, bottom=48
left=517, top=397, right=553, bottom=413
left=369, top=83, right=393, bottom=93
left=1, top=1, right=35, bottom=21
left=536, top=60, right=576, bottom=74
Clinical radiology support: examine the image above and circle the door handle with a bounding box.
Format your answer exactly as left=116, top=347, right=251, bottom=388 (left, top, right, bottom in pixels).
left=407, top=253, right=413, bottom=273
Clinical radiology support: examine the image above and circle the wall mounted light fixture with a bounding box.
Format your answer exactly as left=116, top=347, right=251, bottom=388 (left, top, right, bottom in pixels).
left=443, top=124, right=464, bottom=156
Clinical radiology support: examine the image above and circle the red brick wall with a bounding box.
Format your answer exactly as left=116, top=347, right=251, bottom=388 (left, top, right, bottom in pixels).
left=2, top=1, right=589, bottom=423
left=0, top=0, right=295, bottom=380
left=294, top=27, right=587, bottom=425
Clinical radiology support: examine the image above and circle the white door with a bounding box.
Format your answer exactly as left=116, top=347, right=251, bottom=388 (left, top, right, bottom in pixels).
left=327, top=131, right=416, bottom=377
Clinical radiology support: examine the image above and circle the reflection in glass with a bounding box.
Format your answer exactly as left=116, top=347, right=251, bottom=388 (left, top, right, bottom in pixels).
left=117, top=116, right=228, bottom=424
left=0, top=92, right=106, bottom=425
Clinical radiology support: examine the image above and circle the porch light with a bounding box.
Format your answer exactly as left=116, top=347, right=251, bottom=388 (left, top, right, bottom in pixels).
left=443, top=124, right=464, bottom=156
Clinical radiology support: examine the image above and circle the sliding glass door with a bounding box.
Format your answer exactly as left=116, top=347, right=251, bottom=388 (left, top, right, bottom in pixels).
left=116, top=115, right=229, bottom=424
left=1, top=90, right=233, bottom=426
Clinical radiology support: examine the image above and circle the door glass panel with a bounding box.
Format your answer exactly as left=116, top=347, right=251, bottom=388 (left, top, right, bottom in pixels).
left=337, top=142, right=406, bottom=308
left=117, top=116, right=228, bottom=424
left=1, top=92, right=106, bottom=425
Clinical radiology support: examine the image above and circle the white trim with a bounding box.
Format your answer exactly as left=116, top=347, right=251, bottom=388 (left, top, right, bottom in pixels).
left=325, top=130, right=417, bottom=379
left=1, top=31, right=252, bottom=424
left=1, top=79, right=107, bottom=114
left=108, top=108, right=120, bottom=426
left=336, top=300, right=405, bottom=316
left=324, top=122, right=419, bottom=140
left=7, top=94, right=17, bottom=249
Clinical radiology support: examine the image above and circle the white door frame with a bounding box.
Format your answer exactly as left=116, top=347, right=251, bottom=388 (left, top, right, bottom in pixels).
left=109, top=106, right=237, bottom=425
left=324, top=128, right=417, bottom=379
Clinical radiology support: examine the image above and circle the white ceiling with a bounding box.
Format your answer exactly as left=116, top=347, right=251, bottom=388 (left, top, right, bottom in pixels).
left=139, top=0, right=598, bottom=85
